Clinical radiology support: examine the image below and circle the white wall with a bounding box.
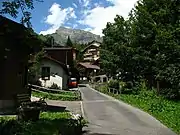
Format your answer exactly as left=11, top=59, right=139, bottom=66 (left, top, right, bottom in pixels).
left=39, top=59, right=68, bottom=89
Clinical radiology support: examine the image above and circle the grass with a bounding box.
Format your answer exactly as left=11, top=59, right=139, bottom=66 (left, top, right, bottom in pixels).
left=0, top=112, right=86, bottom=135
left=32, top=90, right=81, bottom=101
left=94, top=84, right=180, bottom=134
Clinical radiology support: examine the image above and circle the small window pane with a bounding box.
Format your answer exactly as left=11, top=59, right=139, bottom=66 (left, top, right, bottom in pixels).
left=42, top=67, right=50, bottom=80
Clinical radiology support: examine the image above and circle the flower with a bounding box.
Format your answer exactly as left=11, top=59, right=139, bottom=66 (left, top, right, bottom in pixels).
left=71, top=113, right=81, bottom=120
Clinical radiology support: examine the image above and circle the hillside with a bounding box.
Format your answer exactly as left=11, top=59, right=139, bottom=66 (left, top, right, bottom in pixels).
left=47, top=27, right=102, bottom=45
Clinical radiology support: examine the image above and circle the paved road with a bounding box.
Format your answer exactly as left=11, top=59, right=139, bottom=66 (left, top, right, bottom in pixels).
left=80, top=86, right=176, bottom=135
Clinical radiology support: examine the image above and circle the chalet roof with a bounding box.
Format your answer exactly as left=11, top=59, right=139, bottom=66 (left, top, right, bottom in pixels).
left=78, top=62, right=100, bottom=70
left=82, top=40, right=101, bottom=52
left=44, top=47, right=78, bottom=51
left=42, top=56, right=70, bottom=75
left=0, top=15, right=42, bottom=54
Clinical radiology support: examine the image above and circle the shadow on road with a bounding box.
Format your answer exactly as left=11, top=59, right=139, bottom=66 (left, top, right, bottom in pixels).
left=45, top=105, right=67, bottom=112
left=78, top=84, right=87, bottom=87
left=82, top=130, right=117, bottom=135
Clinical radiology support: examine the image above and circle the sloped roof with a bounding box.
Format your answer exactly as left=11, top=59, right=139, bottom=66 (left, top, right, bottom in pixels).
left=78, top=62, right=100, bottom=70
left=0, top=15, right=43, bottom=53
left=82, top=40, right=101, bottom=52
left=42, top=56, right=69, bottom=75
left=44, top=47, right=78, bottom=51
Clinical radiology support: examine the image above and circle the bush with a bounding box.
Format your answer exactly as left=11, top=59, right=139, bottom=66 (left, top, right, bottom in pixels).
left=160, top=88, right=180, bottom=100
left=108, top=79, right=120, bottom=89
left=48, top=83, right=61, bottom=90
left=95, top=84, right=109, bottom=94
left=32, top=91, right=81, bottom=101
left=0, top=112, right=88, bottom=135
left=17, top=99, right=47, bottom=121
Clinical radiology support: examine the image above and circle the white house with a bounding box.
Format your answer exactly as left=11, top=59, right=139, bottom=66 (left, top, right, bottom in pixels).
left=39, top=56, right=69, bottom=90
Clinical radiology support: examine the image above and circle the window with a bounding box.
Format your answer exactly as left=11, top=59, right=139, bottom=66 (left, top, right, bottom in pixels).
left=41, top=67, right=50, bottom=80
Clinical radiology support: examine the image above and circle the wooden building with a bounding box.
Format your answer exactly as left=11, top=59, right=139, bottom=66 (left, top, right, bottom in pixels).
left=82, top=40, right=101, bottom=63
left=0, top=15, right=41, bottom=114
left=44, top=47, right=80, bottom=80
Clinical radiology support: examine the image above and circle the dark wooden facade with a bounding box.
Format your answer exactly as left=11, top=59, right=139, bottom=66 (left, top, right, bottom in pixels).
left=44, top=47, right=77, bottom=67
left=0, top=15, right=40, bottom=112
left=44, top=47, right=80, bottom=80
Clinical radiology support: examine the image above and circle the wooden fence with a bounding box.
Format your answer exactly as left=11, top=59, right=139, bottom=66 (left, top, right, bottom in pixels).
left=90, top=83, right=121, bottom=95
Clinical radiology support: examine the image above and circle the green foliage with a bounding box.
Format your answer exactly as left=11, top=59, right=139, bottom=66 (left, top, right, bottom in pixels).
left=0, top=112, right=87, bottom=135
left=28, top=50, right=45, bottom=84
left=120, top=92, right=180, bottom=134
left=94, top=83, right=109, bottom=94
left=38, top=35, right=55, bottom=47
left=101, top=0, right=180, bottom=100
left=48, top=83, right=61, bottom=90
left=66, top=36, right=73, bottom=47
left=0, top=0, right=43, bottom=28
left=108, top=79, right=120, bottom=89
left=32, top=90, right=81, bottom=101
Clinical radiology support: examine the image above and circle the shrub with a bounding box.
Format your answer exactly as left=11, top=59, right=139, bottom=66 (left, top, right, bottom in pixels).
left=17, top=99, right=47, bottom=121
left=0, top=112, right=88, bottom=135
left=49, top=83, right=61, bottom=90
left=160, top=88, right=180, bottom=100
left=108, top=79, right=120, bottom=89
left=61, top=113, right=88, bottom=135
left=32, top=91, right=81, bottom=101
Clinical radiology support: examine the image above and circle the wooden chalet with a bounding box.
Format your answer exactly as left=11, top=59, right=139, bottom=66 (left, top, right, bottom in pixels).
left=0, top=15, right=42, bottom=114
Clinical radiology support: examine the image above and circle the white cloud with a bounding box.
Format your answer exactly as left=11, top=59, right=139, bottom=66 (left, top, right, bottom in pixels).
left=79, top=0, right=90, bottom=7
left=73, top=3, right=78, bottom=8
left=40, top=3, right=76, bottom=35
left=83, top=27, right=92, bottom=31
left=65, top=26, right=71, bottom=29
left=79, top=0, right=138, bottom=36
left=83, top=0, right=90, bottom=7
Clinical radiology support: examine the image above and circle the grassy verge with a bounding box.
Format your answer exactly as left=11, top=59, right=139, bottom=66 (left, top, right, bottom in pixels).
left=0, top=112, right=87, bottom=135
left=32, top=90, right=81, bottom=101
left=94, top=84, right=180, bottom=134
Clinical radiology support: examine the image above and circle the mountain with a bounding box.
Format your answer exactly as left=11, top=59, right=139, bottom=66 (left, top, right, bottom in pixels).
left=47, top=27, right=103, bottom=45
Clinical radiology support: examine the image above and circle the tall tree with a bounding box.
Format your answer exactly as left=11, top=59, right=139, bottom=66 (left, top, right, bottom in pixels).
left=101, top=15, right=134, bottom=79
left=0, top=0, right=43, bottom=28
left=66, top=36, right=73, bottom=47
left=101, top=0, right=180, bottom=99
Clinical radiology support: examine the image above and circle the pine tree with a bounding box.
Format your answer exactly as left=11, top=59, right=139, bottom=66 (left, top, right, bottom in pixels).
left=66, top=36, right=73, bottom=47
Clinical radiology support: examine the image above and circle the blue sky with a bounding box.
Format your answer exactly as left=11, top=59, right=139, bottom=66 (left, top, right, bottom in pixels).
left=1, top=0, right=138, bottom=36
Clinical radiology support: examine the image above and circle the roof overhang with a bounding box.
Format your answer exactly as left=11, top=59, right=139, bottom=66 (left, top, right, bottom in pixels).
left=78, top=62, right=100, bottom=70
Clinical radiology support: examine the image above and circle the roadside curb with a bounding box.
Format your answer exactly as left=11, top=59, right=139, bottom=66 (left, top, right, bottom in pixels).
left=79, top=87, right=85, bottom=118
left=80, top=101, right=85, bottom=117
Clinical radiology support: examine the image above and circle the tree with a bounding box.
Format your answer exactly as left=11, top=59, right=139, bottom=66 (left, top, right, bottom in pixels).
left=0, top=0, right=43, bottom=28
left=66, top=36, right=73, bottom=47
left=101, top=0, right=180, bottom=99
left=101, top=15, right=134, bottom=79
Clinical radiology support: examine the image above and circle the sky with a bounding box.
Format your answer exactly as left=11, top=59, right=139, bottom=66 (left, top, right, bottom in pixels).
left=1, top=0, right=138, bottom=36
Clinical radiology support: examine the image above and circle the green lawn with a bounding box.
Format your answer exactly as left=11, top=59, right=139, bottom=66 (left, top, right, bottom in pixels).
left=32, top=90, right=81, bottom=101
left=95, top=85, right=180, bottom=134
left=0, top=112, right=86, bottom=135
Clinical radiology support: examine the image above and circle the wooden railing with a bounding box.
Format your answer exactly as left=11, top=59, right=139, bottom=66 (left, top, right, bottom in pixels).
left=90, top=83, right=121, bottom=95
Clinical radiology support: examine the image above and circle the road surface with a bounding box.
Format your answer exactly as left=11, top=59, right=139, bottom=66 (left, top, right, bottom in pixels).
left=79, top=85, right=176, bottom=135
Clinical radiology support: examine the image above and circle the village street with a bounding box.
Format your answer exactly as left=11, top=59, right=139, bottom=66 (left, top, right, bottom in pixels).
left=80, top=85, right=176, bottom=135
